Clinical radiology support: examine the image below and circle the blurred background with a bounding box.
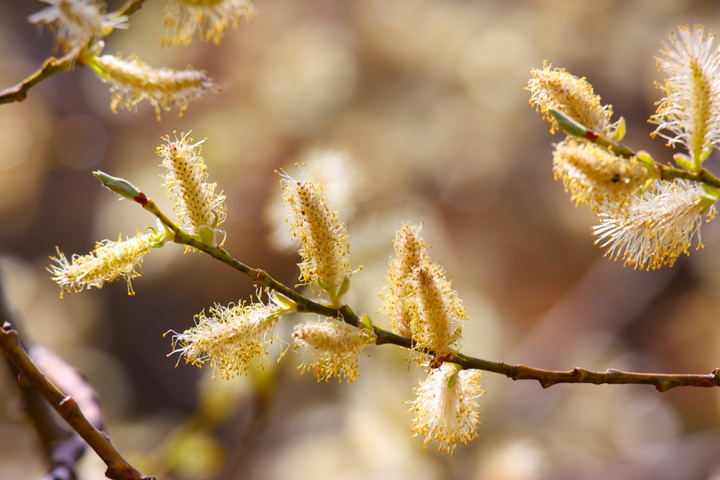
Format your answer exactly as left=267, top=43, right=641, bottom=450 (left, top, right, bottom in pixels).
left=2, top=0, right=720, bottom=479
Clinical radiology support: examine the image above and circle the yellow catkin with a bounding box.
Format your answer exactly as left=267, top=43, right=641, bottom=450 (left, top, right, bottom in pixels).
left=169, top=300, right=285, bottom=380
left=48, top=229, right=166, bottom=298
left=409, top=263, right=466, bottom=359
left=280, top=172, right=351, bottom=303
left=88, top=54, right=219, bottom=120
left=410, top=363, right=484, bottom=454
left=382, top=223, right=428, bottom=338
left=292, top=321, right=376, bottom=383
left=527, top=61, right=614, bottom=136
left=552, top=139, right=651, bottom=209
left=162, top=0, right=256, bottom=46
left=157, top=132, right=227, bottom=249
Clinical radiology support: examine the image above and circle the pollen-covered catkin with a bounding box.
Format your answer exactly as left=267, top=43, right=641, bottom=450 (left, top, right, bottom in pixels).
left=280, top=172, right=351, bottom=304
left=292, top=321, right=376, bottom=382
left=527, top=61, right=615, bottom=136
left=48, top=229, right=166, bottom=297
left=382, top=223, right=429, bottom=338
left=170, top=299, right=286, bottom=380
left=409, top=263, right=466, bottom=359
left=410, top=363, right=484, bottom=454
left=161, top=0, right=256, bottom=46
left=87, top=54, right=219, bottom=120
left=158, top=132, right=227, bottom=248
left=552, top=139, right=651, bottom=209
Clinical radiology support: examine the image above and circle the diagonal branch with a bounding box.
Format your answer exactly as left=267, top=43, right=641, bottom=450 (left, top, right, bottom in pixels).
left=132, top=193, right=720, bottom=394
left=0, top=0, right=147, bottom=106
left=0, top=322, right=155, bottom=480
left=0, top=49, right=79, bottom=105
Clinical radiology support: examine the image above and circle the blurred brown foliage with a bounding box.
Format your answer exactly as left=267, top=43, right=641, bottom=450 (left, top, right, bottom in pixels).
left=3, top=1, right=720, bottom=479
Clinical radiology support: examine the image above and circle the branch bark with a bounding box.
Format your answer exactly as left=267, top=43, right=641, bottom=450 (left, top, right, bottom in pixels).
left=0, top=322, right=155, bottom=480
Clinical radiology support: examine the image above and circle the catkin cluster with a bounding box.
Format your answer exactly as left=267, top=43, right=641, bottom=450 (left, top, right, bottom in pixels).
left=28, top=0, right=255, bottom=120
left=528, top=25, right=720, bottom=270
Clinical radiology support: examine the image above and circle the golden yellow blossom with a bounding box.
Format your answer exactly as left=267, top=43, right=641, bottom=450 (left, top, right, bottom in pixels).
left=292, top=321, right=376, bottom=382
left=409, top=263, right=466, bottom=360
left=169, top=296, right=289, bottom=380
left=382, top=223, right=429, bottom=338
left=157, top=132, right=227, bottom=248
left=410, top=363, right=484, bottom=454
left=48, top=228, right=167, bottom=298
left=86, top=54, right=219, bottom=120
left=280, top=171, right=352, bottom=305
left=552, top=139, right=652, bottom=209
left=162, top=0, right=256, bottom=46
left=527, top=61, right=616, bottom=136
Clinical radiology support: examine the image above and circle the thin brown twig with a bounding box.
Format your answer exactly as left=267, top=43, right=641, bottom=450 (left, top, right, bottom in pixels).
left=0, top=49, right=79, bottom=105
left=117, top=0, right=147, bottom=17
left=0, top=0, right=147, bottom=106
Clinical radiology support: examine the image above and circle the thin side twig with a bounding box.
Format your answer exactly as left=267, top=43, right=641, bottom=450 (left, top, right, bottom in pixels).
left=0, top=49, right=79, bottom=105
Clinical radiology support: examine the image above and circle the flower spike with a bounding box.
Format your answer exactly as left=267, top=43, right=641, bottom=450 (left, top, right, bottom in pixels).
left=527, top=61, right=618, bottom=138
left=168, top=294, right=292, bottom=380
left=157, top=132, right=227, bottom=249
left=162, top=0, right=257, bottom=46
left=593, top=180, right=718, bottom=270
left=280, top=169, right=352, bottom=306
left=48, top=228, right=168, bottom=298
left=85, top=53, right=219, bottom=120
left=651, top=25, right=720, bottom=170
left=292, top=320, right=376, bottom=383
left=409, top=363, right=484, bottom=454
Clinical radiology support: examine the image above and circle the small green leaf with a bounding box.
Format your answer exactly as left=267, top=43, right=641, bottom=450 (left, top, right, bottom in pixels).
left=360, top=314, right=374, bottom=331
left=673, top=153, right=695, bottom=172
left=611, top=117, right=626, bottom=142
left=199, top=226, right=216, bottom=247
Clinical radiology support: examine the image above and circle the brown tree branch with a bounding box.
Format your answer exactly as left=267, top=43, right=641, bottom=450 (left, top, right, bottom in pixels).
left=0, top=0, right=147, bottom=106
left=134, top=195, right=720, bottom=394
left=0, top=322, right=155, bottom=480
left=0, top=49, right=79, bottom=105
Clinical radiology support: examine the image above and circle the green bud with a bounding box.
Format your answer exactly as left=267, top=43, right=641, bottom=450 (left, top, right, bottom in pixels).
left=198, top=225, right=217, bottom=247
left=360, top=314, right=374, bottom=331
left=93, top=170, right=146, bottom=204
left=673, top=153, right=695, bottom=172
left=550, top=109, right=589, bottom=138
left=611, top=117, right=627, bottom=142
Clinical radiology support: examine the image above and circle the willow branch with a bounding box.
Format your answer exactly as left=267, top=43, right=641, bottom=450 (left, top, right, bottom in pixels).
left=117, top=0, right=147, bottom=17
left=658, top=165, right=720, bottom=188
left=134, top=196, right=720, bottom=394
left=0, top=49, right=79, bottom=105
left=0, top=281, right=89, bottom=480
left=0, top=0, right=146, bottom=106
left=0, top=322, right=154, bottom=480
left=448, top=353, right=720, bottom=393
